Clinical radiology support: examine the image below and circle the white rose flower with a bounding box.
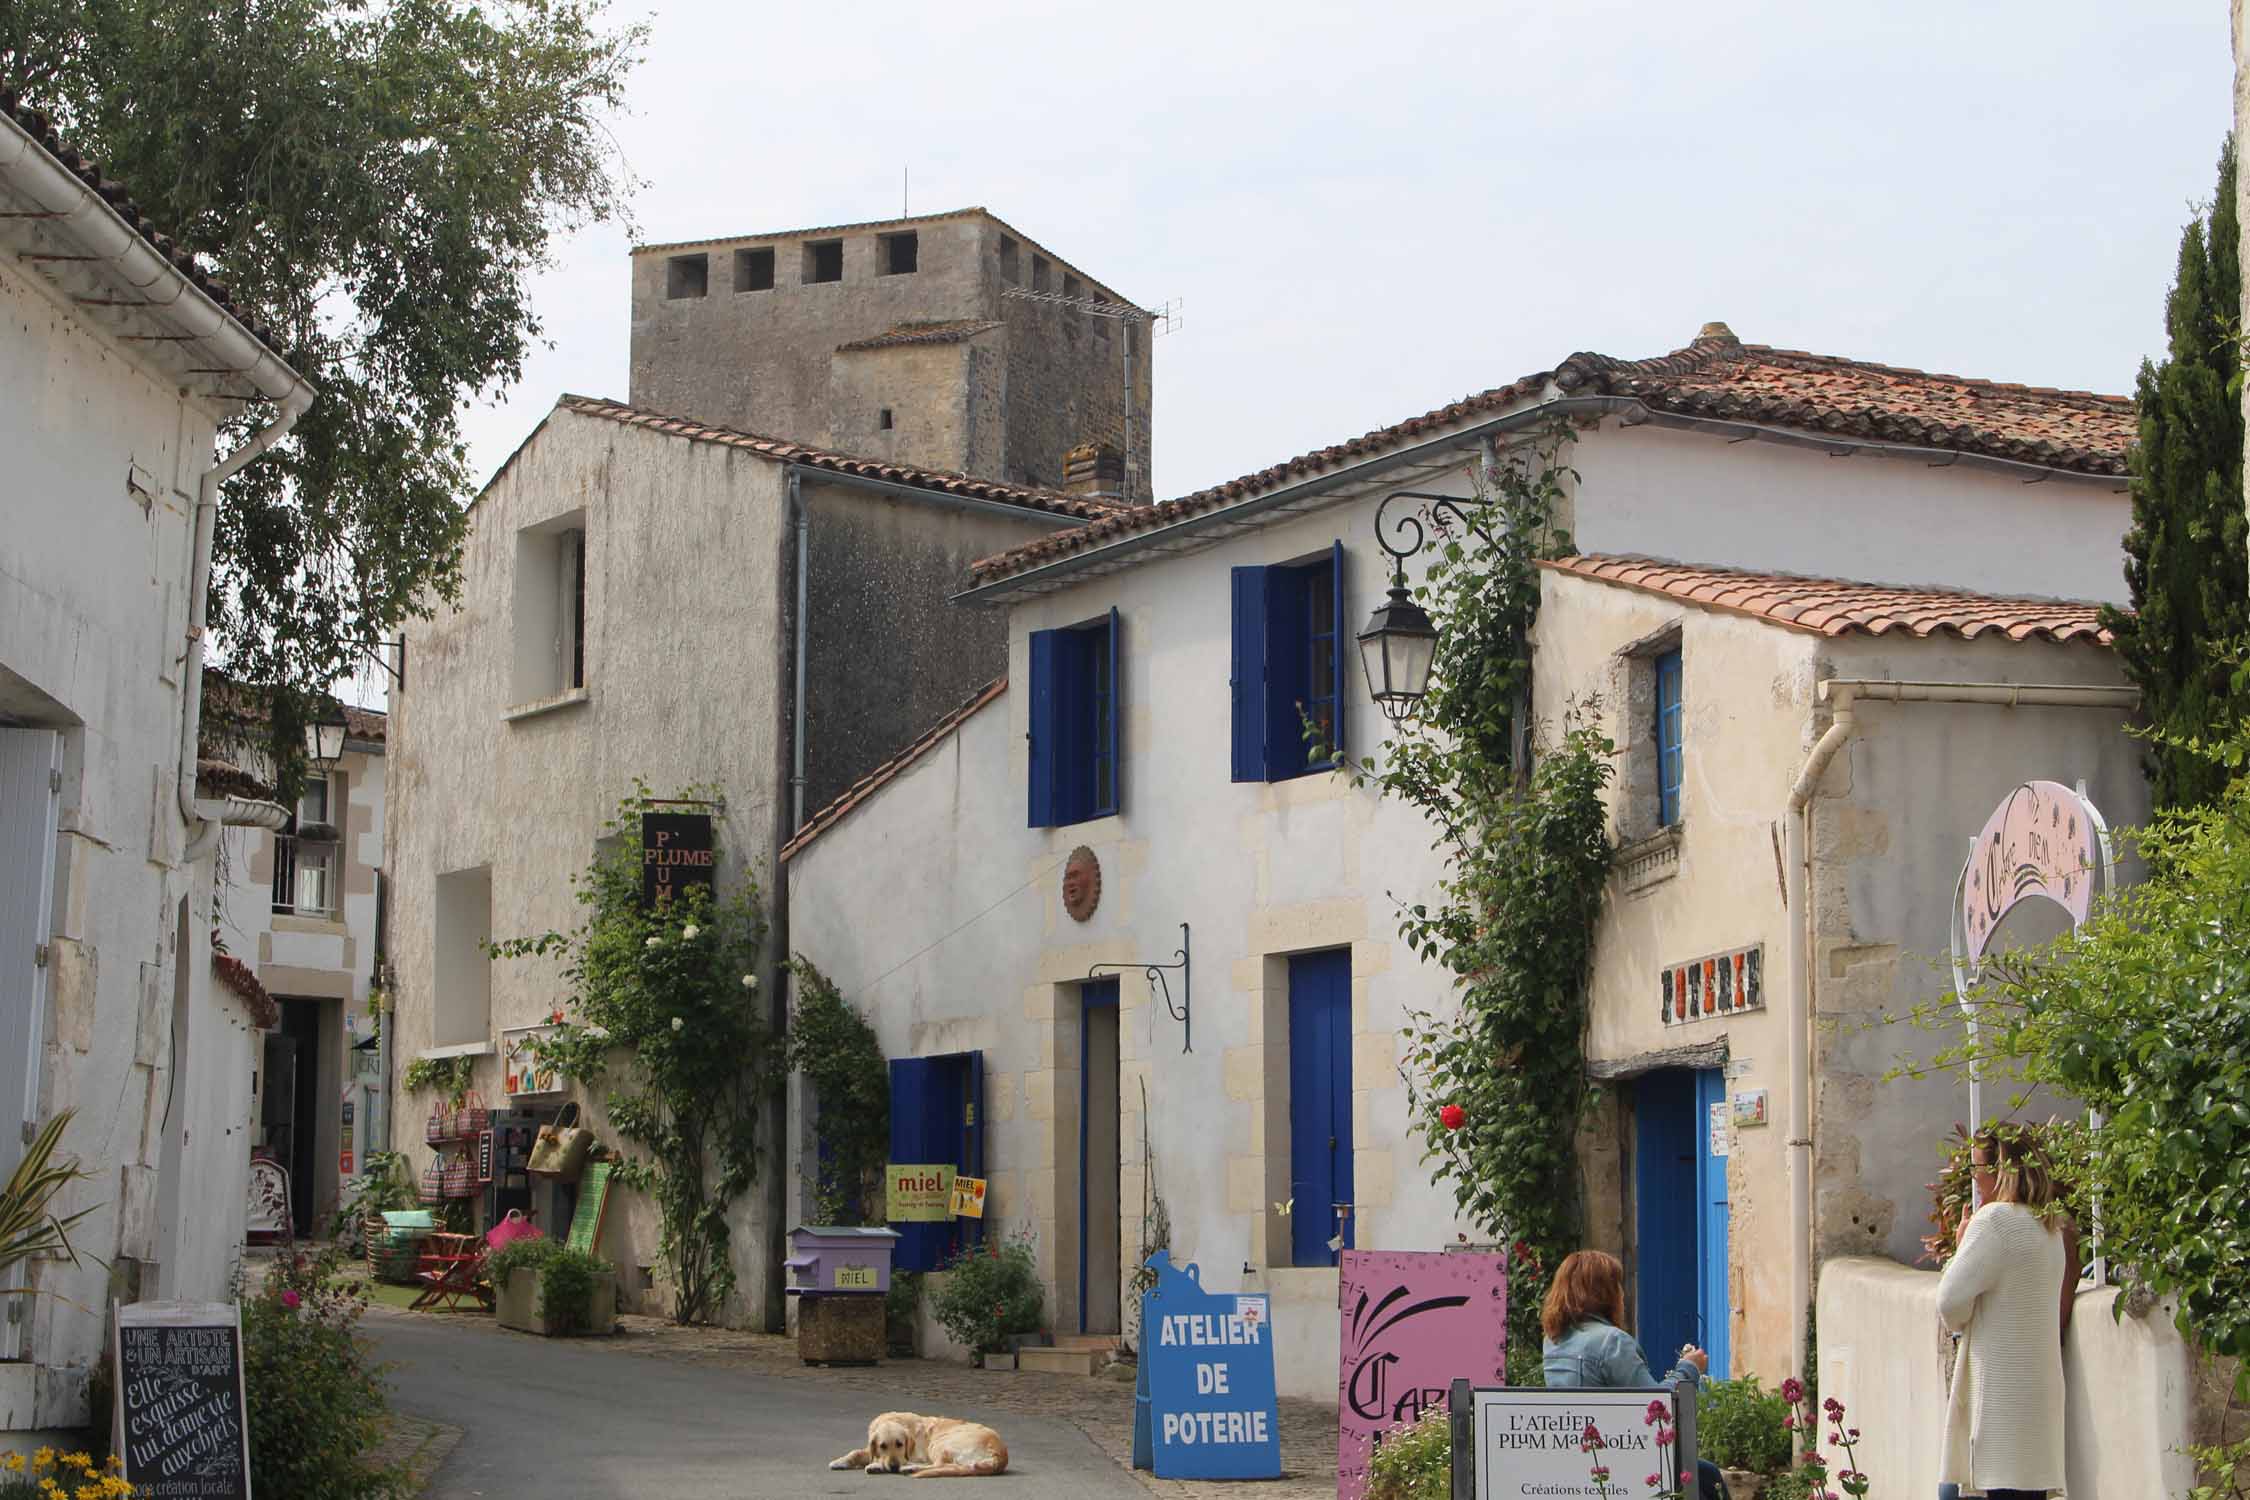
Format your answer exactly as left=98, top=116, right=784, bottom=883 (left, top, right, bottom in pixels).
left=584, top=1025, right=611, bottom=1042
left=645, top=936, right=662, bottom=949
left=682, top=924, right=700, bottom=941
left=670, top=1016, right=685, bottom=1032
left=740, top=973, right=758, bottom=991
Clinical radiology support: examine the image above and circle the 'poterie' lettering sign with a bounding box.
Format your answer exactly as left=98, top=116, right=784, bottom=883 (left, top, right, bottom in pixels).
left=1140, top=1252, right=1280, bottom=1480
left=112, top=1301, right=251, bottom=1500
left=640, top=812, right=715, bottom=909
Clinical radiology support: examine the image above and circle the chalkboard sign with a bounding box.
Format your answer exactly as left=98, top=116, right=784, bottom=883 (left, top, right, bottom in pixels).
left=112, top=1301, right=251, bottom=1500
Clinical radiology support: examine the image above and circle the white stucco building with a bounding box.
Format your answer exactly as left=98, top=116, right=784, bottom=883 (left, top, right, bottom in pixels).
left=0, top=96, right=311, bottom=1429
left=781, top=324, right=2146, bottom=1398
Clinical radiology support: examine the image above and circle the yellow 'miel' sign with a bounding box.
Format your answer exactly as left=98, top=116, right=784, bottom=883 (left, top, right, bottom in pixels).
left=834, top=1263, right=877, bottom=1290
left=950, top=1175, right=988, bottom=1219
left=886, top=1163, right=955, bottom=1222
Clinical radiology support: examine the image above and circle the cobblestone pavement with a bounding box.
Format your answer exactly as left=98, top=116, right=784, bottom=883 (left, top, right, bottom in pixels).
left=398, top=1306, right=1338, bottom=1499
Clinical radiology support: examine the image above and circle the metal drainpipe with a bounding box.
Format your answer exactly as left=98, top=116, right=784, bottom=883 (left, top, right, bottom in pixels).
left=791, top=471, right=810, bottom=831
left=1783, top=676, right=2140, bottom=1388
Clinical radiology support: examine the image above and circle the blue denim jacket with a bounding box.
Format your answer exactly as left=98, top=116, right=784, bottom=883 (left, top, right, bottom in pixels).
left=1541, top=1318, right=1702, bottom=1391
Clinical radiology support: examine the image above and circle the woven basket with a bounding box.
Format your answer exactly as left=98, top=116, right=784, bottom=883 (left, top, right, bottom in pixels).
left=425, top=1105, right=451, bottom=1146
left=443, top=1157, right=475, bottom=1198
left=452, top=1091, right=489, bottom=1141
left=419, top=1158, right=447, bottom=1205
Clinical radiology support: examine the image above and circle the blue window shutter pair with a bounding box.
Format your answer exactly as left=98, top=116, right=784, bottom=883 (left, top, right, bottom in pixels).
left=1026, top=610, right=1122, bottom=827
left=1656, top=649, right=1684, bottom=827
left=1232, top=543, right=1346, bottom=782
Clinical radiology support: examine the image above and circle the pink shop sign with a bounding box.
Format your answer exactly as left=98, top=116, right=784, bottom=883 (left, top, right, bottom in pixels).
left=1336, top=1250, right=1508, bottom=1499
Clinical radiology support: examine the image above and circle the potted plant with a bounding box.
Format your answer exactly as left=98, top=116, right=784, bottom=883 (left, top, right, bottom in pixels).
left=1695, top=1375, right=1792, bottom=1499
left=332, top=1149, right=418, bottom=1257
left=929, top=1234, right=1043, bottom=1369
left=489, top=1237, right=616, bottom=1337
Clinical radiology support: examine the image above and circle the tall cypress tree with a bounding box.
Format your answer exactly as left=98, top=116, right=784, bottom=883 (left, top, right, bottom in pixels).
left=2103, top=138, right=2249, bottom=812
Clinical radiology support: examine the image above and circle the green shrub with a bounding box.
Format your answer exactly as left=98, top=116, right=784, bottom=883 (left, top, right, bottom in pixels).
left=1695, top=1375, right=1792, bottom=1473
left=1762, top=1464, right=1821, bottom=1500
left=486, top=1237, right=613, bottom=1334
left=244, top=1246, right=404, bottom=1499
left=1366, top=1407, right=1451, bottom=1500
left=929, top=1234, right=1043, bottom=1353
left=886, top=1269, right=924, bottom=1354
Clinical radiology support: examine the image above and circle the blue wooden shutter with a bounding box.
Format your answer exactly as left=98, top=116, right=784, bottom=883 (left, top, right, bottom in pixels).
left=1656, top=650, right=1684, bottom=827
left=958, top=1051, right=987, bottom=1252
left=1231, top=568, right=1270, bottom=782
left=1327, top=540, right=1347, bottom=762
left=887, top=1056, right=947, bottom=1270
left=1634, top=1070, right=1698, bottom=1373
left=1695, top=1068, right=1732, bottom=1378
left=1027, top=628, right=1061, bottom=827
left=1264, top=568, right=1309, bottom=781
left=1098, top=607, right=1121, bottom=816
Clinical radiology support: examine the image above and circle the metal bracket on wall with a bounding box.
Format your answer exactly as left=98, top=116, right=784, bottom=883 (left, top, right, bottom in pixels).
left=1089, top=921, right=1192, bottom=1054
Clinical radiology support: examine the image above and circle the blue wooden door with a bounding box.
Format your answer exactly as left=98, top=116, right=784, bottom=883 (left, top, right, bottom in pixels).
left=887, top=1051, right=984, bottom=1271
left=1695, top=1069, right=1732, bottom=1379
left=1634, top=1070, right=1698, bottom=1373
left=1288, top=950, right=1353, bottom=1266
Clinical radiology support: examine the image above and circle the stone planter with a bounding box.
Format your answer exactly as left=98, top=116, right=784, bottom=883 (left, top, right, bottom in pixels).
left=1721, top=1470, right=1768, bottom=1500
left=980, top=1351, right=1017, bottom=1371
left=495, top=1266, right=616, bottom=1337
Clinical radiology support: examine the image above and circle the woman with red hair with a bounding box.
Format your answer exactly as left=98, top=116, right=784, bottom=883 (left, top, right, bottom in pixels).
left=1542, top=1249, right=1721, bottom=1500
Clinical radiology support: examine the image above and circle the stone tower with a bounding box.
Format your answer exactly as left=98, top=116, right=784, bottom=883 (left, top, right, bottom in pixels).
left=628, top=208, right=1152, bottom=500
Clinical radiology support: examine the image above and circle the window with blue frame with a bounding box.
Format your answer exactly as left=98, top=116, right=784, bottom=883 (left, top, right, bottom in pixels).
left=1232, top=542, right=1346, bottom=782
left=1656, top=649, right=1684, bottom=827
left=1028, top=609, right=1121, bottom=828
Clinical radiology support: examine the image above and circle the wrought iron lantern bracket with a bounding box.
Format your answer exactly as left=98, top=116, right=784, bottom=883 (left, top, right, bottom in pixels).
left=1089, top=922, right=1192, bottom=1053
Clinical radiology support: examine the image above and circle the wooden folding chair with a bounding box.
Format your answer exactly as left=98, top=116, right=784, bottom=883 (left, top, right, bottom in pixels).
left=410, top=1232, right=492, bottom=1312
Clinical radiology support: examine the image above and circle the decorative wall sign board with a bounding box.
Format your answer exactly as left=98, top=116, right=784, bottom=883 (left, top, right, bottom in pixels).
left=1708, top=1102, right=1731, bottom=1159
left=502, top=1025, right=564, bottom=1097
left=1335, top=1250, right=1506, bottom=1499
left=949, top=1174, right=987, bottom=1218
left=1659, top=945, right=1762, bottom=1026
left=639, top=811, right=715, bottom=909
left=1138, top=1253, right=1281, bottom=1480
left=1466, top=1384, right=1688, bottom=1500
left=476, top=1129, right=495, bottom=1184
left=1731, top=1089, right=1768, bottom=1127
left=885, top=1162, right=955, bottom=1222
left=113, top=1301, right=252, bottom=1500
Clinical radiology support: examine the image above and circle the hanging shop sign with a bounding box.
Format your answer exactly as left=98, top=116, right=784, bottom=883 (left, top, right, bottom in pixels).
left=477, top=1129, right=496, bottom=1184
left=502, top=1025, right=564, bottom=1097
left=113, top=1300, right=252, bottom=1500
left=1659, top=944, right=1763, bottom=1027
left=1135, top=1253, right=1280, bottom=1481
left=885, top=1163, right=955, bottom=1223
left=949, top=1175, right=988, bottom=1218
left=1336, top=1249, right=1507, bottom=1499
left=640, top=811, right=715, bottom=909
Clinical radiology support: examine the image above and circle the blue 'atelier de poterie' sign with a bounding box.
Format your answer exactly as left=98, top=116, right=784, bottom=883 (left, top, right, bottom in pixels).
left=1135, top=1252, right=1281, bottom=1480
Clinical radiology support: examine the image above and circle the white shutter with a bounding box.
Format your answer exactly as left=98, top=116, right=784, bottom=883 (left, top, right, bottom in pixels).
left=0, top=730, right=62, bottom=1173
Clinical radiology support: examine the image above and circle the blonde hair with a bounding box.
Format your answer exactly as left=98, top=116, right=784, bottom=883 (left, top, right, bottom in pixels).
left=1973, top=1125, right=2059, bottom=1219
left=1541, top=1249, right=1628, bottom=1341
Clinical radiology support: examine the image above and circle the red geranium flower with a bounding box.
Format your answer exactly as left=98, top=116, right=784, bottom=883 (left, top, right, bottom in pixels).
left=1439, top=1103, right=1467, bottom=1130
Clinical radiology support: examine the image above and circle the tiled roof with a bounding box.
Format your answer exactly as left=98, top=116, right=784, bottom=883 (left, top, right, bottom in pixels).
left=343, top=704, right=388, bottom=744
left=1541, top=554, right=2116, bottom=646
left=836, top=320, right=1005, bottom=353
left=781, top=678, right=1007, bottom=862
left=966, top=326, right=2136, bottom=587
left=555, top=396, right=1134, bottom=518
left=2, top=89, right=290, bottom=360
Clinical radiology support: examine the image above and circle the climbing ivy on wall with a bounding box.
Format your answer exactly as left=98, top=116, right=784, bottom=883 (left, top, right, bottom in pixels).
left=783, top=958, right=889, bottom=1226
left=1350, top=423, right=1615, bottom=1382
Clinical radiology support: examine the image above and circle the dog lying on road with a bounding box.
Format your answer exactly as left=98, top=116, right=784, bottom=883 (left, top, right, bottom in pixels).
left=829, top=1411, right=1010, bottom=1478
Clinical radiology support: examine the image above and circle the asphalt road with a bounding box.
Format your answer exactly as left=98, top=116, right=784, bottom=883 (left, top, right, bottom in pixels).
left=365, top=1310, right=1152, bottom=1499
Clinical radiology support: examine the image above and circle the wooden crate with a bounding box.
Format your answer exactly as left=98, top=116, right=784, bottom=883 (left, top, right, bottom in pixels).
left=796, top=1293, right=885, bottom=1366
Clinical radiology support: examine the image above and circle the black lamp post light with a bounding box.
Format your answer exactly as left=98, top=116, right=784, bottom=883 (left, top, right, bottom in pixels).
left=1355, top=488, right=1510, bottom=725
left=304, top=698, right=350, bottom=768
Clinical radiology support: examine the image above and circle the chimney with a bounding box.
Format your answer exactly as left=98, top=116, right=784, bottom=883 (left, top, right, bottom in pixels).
left=1695, top=321, right=1740, bottom=347
left=1062, top=441, right=1126, bottom=504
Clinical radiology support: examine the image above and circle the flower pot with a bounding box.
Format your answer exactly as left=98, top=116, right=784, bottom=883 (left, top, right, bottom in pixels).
left=495, top=1267, right=616, bottom=1337
left=1722, top=1471, right=1768, bottom=1500
left=980, top=1351, right=1017, bottom=1371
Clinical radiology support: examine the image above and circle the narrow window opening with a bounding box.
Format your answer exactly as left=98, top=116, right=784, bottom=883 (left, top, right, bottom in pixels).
left=878, top=408, right=894, bottom=431
left=803, top=240, right=844, bottom=284
left=666, top=254, right=709, bottom=300
left=1032, top=256, right=1052, bottom=293
left=880, top=231, right=919, bottom=275
left=998, top=236, right=1020, bottom=284
left=566, top=527, right=586, bottom=690
left=1063, top=274, right=1084, bottom=301
left=734, top=246, right=775, bottom=291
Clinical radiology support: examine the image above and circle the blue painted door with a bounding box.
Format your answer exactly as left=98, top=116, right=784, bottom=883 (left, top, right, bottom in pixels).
left=1634, top=1070, right=1698, bottom=1373
left=1081, top=980, right=1121, bottom=1332
left=887, top=1051, right=984, bottom=1271
left=1695, top=1068, right=1732, bottom=1379
left=1288, top=950, right=1354, bottom=1266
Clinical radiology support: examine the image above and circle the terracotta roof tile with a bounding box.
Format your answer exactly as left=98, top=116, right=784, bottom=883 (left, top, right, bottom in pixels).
left=966, top=328, right=2136, bottom=588
left=1540, top=554, right=2116, bottom=646
left=2, top=88, right=291, bottom=361
left=781, top=678, right=1006, bottom=861
left=556, top=396, right=1134, bottom=518
left=836, top=319, right=1005, bottom=353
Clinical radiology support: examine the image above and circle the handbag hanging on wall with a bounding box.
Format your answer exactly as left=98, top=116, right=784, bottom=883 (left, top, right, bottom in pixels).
left=526, top=1101, right=593, bottom=1182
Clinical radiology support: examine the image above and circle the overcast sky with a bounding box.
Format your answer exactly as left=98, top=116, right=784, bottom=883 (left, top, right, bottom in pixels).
left=458, top=0, right=2232, bottom=506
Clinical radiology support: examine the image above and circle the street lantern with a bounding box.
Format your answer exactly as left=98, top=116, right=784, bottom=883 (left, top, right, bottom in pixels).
left=1356, top=576, right=1439, bottom=725
left=304, top=700, right=349, bottom=768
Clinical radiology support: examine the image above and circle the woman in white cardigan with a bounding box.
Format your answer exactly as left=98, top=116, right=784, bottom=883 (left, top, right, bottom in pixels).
left=1935, top=1128, right=2073, bottom=1499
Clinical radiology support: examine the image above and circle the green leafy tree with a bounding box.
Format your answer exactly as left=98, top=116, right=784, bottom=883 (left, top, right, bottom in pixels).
left=1, top=0, right=643, bottom=791
left=2102, top=137, right=2249, bottom=813
left=1350, top=425, right=1615, bottom=1380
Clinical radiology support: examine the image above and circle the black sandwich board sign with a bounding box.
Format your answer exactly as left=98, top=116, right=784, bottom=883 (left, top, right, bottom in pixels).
left=640, top=811, right=715, bottom=909
left=112, top=1300, right=252, bottom=1499
left=1444, top=1377, right=1696, bottom=1500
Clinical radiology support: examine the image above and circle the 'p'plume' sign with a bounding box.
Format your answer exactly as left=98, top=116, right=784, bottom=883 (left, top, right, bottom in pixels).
left=112, top=1301, right=251, bottom=1500
left=641, top=811, right=715, bottom=909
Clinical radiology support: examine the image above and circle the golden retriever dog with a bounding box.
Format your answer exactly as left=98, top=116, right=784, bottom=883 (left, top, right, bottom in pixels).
left=829, top=1410, right=1010, bottom=1478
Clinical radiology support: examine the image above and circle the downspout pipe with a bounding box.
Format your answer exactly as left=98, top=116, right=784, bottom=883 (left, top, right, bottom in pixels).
left=1784, top=676, right=2141, bottom=1385
left=790, top=471, right=810, bottom=832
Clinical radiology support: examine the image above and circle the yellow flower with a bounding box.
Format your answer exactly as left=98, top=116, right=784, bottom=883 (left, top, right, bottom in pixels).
left=5, top=1453, right=24, bottom=1472
left=33, top=1446, right=55, bottom=1469
left=61, top=1453, right=90, bottom=1471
